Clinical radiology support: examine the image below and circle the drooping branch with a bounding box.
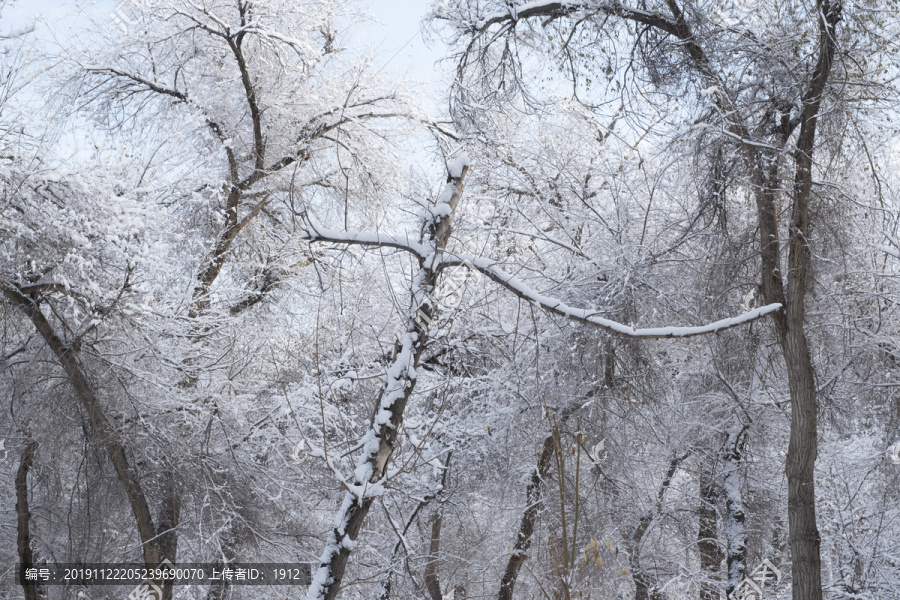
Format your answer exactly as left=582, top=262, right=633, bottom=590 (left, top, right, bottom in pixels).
left=301, top=227, right=782, bottom=339
left=462, top=0, right=753, bottom=144
left=442, top=256, right=782, bottom=339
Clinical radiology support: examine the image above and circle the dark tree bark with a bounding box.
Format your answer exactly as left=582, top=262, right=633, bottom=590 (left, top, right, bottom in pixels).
left=498, top=432, right=556, bottom=600
left=752, top=4, right=840, bottom=598
left=698, top=459, right=724, bottom=600
left=16, top=439, right=44, bottom=600
left=1, top=286, right=179, bottom=600
left=461, top=1, right=843, bottom=597
left=722, top=427, right=748, bottom=597
left=424, top=512, right=444, bottom=600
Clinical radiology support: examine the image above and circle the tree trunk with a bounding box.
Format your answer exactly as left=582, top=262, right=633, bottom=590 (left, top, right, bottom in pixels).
left=698, top=459, right=723, bottom=600
left=629, top=454, right=686, bottom=600
left=16, top=439, right=44, bottom=600
left=722, top=427, right=747, bottom=597
left=498, top=432, right=555, bottom=600
left=1, top=286, right=178, bottom=598
left=753, top=4, right=839, bottom=597
left=307, top=160, right=469, bottom=600
left=424, top=512, right=444, bottom=600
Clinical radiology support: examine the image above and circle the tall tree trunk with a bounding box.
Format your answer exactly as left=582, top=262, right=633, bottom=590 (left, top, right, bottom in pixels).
left=424, top=511, right=444, bottom=600
left=498, top=432, right=556, bottom=600
left=16, top=439, right=45, bottom=600
left=1, top=286, right=178, bottom=599
left=752, top=4, right=839, bottom=598
left=698, top=458, right=723, bottom=600
left=722, top=427, right=747, bottom=597
left=306, top=159, right=469, bottom=600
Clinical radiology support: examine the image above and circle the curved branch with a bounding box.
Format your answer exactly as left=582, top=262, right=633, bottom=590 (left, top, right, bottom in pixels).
left=440, top=256, right=782, bottom=339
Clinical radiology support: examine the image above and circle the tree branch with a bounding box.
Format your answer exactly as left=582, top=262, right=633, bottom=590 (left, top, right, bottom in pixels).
left=440, top=256, right=782, bottom=339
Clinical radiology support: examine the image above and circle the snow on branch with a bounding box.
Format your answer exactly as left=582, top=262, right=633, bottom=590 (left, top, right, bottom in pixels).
left=306, top=156, right=469, bottom=600
left=439, top=255, right=782, bottom=339
left=301, top=223, right=430, bottom=259
left=300, top=220, right=780, bottom=339
left=877, top=245, right=900, bottom=260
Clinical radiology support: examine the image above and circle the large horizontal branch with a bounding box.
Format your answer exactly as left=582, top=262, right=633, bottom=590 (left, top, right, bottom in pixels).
left=475, top=1, right=680, bottom=37
left=439, top=256, right=781, bottom=338
left=298, top=219, right=781, bottom=337
left=301, top=223, right=430, bottom=259
left=298, top=219, right=782, bottom=338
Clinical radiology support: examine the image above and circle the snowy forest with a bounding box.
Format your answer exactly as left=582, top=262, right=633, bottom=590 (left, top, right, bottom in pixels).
left=1, top=0, right=899, bottom=599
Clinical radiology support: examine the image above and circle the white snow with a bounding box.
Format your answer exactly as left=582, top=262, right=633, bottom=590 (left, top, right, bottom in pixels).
left=448, top=152, right=470, bottom=178
left=300, top=224, right=430, bottom=258
left=441, top=255, right=782, bottom=338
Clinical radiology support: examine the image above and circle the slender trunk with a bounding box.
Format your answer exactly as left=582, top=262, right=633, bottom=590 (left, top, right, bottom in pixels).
left=498, top=433, right=555, bottom=600
left=378, top=452, right=452, bottom=599
left=17, top=439, right=44, bottom=600
left=424, top=512, right=443, bottom=600
left=630, top=453, right=686, bottom=600
left=698, top=459, right=723, bottom=600
left=722, top=427, right=747, bottom=597
left=378, top=500, right=431, bottom=600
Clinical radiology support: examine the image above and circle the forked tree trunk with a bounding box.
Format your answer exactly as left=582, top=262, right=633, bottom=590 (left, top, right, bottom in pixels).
left=306, top=159, right=469, bottom=600
left=2, top=286, right=179, bottom=600
left=752, top=4, right=840, bottom=598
